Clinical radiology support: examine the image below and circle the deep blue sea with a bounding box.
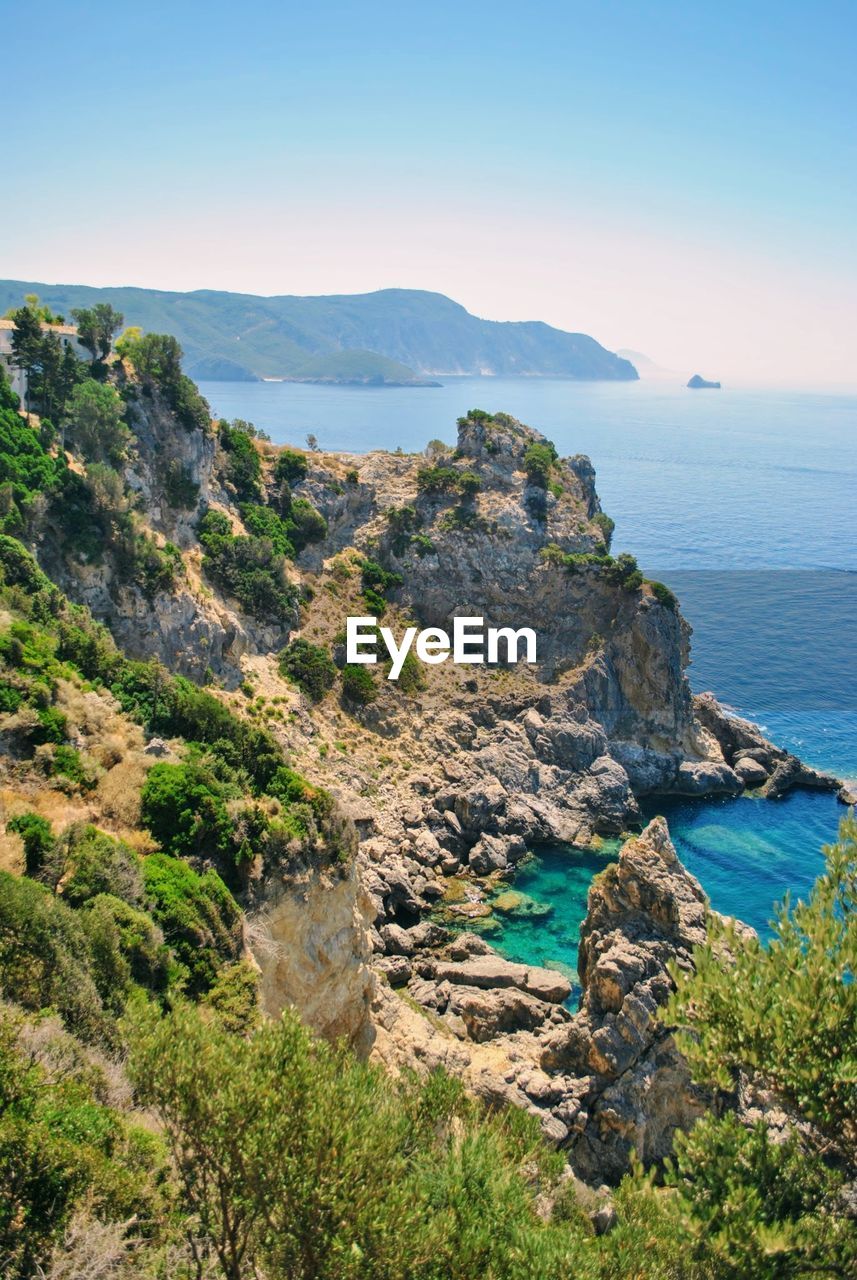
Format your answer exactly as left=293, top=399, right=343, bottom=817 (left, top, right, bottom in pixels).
left=200, top=376, right=857, bottom=978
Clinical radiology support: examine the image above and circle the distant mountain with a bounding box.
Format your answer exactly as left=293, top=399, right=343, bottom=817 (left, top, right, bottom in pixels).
left=687, top=374, right=721, bottom=389
left=616, top=348, right=683, bottom=381
left=616, top=347, right=657, bottom=369
left=0, top=281, right=638, bottom=386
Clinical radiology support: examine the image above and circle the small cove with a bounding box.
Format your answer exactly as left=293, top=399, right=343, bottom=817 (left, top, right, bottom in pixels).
left=452, top=789, right=847, bottom=994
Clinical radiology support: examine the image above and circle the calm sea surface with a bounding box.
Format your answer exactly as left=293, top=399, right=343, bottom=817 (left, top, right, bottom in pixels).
left=200, top=377, right=857, bottom=976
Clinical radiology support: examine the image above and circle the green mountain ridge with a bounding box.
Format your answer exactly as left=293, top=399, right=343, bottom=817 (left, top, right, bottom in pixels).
left=0, top=280, right=637, bottom=386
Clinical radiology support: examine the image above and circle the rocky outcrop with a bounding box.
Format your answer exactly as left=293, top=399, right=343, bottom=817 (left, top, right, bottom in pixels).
left=540, top=818, right=714, bottom=1180
left=246, top=857, right=376, bottom=1055
left=694, top=692, right=841, bottom=800
left=40, top=382, right=295, bottom=683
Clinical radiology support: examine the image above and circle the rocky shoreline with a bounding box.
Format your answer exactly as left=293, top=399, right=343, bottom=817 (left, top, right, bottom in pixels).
left=367, top=816, right=758, bottom=1184
left=38, top=389, right=848, bottom=1189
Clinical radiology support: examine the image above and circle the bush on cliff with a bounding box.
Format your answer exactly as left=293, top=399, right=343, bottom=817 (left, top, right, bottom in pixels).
left=141, top=853, right=242, bottom=996
left=66, top=379, right=133, bottom=467
left=592, top=512, right=615, bottom=550
left=275, top=447, right=308, bottom=484
left=523, top=440, right=558, bottom=487
left=6, top=812, right=54, bottom=876
left=219, top=418, right=263, bottom=502
left=120, top=331, right=210, bottom=432
left=198, top=509, right=298, bottom=626
left=341, top=663, right=377, bottom=705
left=126, top=999, right=576, bottom=1280
left=0, top=1004, right=167, bottom=1280
left=279, top=637, right=337, bottom=701
left=649, top=579, right=678, bottom=610
left=141, top=761, right=233, bottom=862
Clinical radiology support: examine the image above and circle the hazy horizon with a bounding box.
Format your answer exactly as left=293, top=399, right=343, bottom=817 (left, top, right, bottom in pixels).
left=4, top=0, right=856, bottom=387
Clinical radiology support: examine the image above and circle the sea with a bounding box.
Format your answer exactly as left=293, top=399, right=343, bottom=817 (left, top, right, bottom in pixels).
left=199, top=376, right=857, bottom=980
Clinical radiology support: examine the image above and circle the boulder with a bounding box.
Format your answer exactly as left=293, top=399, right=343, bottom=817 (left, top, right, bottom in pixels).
left=674, top=759, right=742, bottom=795
left=446, top=984, right=556, bottom=1042
left=733, top=756, right=769, bottom=787
left=375, top=955, right=412, bottom=986
left=427, top=955, right=571, bottom=1005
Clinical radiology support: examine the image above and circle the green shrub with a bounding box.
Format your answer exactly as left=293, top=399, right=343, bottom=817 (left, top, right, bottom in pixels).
left=49, top=745, right=96, bottom=789
left=341, top=664, right=377, bottom=705
left=127, top=1000, right=572, bottom=1280
left=603, top=552, right=643, bottom=592
left=198, top=509, right=298, bottom=626
left=668, top=814, right=857, bottom=1142
left=396, top=649, right=427, bottom=694
left=360, top=558, right=402, bottom=617
left=58, top=824, right=143, bottom=909
left=538, top=543, right=567, bottom=566
left=140, top=761, right=232, bottom=862
left=6, top=812, right=54, bottom=876
left=122, top=332, right=210, bottom=432
left=0, top=871, right=111, bottom=1041
left=141, top=853, right=242, bottom=995
left=522, top=441, right=558, bottom=487
left=81, top=892, right=171, bottom=995
left=202, top=960, right=260, bottom=1034
left=0, top=386, right=64, bottom=530
left=275, top=448, right=308, bottom=484
left=416, top=464, right=462, bottom=494
left=240, top=502, right=296, bottom=556
left=437, top=505, right=489, bottom=534
left=592, top=512, right=615, bottom=550
left=649, top=579, right=678, bottom=610
left=66, top=380, right=132, bottom=467
left=279, top=638, right=337, bottom=701
left=410, top=532, right=435, bottom=557
left=219, top=419, right=263, bottom=502
left=129, top=531, right=182, bottom=598
left=162, top=459, right=199, bottom=509
left=288, top=496, right=328, bottom=549
left=0, top=1004, right=166, bottom=1277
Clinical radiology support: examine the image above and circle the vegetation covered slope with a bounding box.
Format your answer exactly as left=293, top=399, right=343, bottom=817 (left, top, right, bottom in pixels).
left=0, top=280, right=638, bottom=384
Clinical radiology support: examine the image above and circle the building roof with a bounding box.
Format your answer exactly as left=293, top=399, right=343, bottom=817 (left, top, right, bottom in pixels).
left=0, top=318, right=79, bottom=336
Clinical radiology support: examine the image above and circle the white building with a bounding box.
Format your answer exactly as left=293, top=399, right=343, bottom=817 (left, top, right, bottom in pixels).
left=0, top=318, right=86, bottom=404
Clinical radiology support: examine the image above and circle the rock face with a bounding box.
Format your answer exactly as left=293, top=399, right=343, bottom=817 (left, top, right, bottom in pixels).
left=541, top=818, right=714, bottom=1181
left=694, top=693, right=839, bottom=800
left=246, top=857, right=376, bottom=1054
left=40, top=382, right=294, bottom=684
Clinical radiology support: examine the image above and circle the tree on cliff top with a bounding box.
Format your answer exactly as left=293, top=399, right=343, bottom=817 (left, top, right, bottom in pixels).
left=71, top=303, right=124, bottom=364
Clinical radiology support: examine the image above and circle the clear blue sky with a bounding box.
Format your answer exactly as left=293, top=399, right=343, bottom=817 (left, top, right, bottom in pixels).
left=4, top=0, right=856, bottom=383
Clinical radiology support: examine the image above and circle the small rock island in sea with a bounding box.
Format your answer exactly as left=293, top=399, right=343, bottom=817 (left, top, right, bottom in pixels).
left=687, top=373, right=721, bottom=388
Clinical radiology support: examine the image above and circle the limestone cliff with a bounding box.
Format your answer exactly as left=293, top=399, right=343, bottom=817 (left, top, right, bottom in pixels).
left=246, top=855, right=376, bottom=1053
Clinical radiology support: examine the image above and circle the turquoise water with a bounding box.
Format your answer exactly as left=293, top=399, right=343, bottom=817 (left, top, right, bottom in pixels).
left=485, top=790, right=845, bottom=993
left=199, top=378, right=857, bottom=975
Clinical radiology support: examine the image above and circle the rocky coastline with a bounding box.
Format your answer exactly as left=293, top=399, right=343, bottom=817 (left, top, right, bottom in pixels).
left=32, top=388, right=848, bottom=1189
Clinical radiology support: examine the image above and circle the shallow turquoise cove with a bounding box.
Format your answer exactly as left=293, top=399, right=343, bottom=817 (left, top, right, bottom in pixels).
left=475, top=790, right=847, bottom=997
